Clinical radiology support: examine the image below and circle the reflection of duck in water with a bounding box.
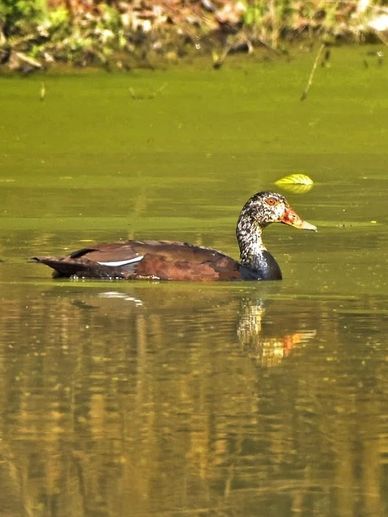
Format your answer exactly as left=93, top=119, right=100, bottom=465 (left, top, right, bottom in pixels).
left=94, top=284, right=316, bottom=367
left=33, top=192, right=316, bottom=281
left=237, top=296, right=316, bottom=367
left=37, top=282, right=316, bottom=368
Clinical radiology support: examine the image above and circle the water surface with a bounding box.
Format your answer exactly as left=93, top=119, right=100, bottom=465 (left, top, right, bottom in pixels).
left=0, top=46, right=388, bottom=516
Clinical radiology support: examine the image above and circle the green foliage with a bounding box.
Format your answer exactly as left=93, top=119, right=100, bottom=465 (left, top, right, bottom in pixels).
left=243, top=1, right=263, bottom=27
left=0, top=0, right=46, bottom=36
left=47, top=7, right=69, bottom=32
left=242, top=0, right=303, bottom=47
left=0, top=0, right=384, bottom=71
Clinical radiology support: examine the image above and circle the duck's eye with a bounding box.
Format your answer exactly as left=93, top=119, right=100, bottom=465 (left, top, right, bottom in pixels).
left=265, top=197, right=278, bottom=206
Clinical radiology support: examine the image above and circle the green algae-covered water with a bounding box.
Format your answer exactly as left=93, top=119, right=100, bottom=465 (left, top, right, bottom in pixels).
left=1, top=47, right=388, bottom=516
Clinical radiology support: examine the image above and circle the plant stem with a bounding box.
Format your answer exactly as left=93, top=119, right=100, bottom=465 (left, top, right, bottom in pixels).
left=300, top=43, right=325, bottom=101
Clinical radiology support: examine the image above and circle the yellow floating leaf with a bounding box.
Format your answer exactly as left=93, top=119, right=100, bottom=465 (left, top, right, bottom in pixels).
left=275, top=173, right=314, bottom=194
left=275, top=173, right=314, bottom=185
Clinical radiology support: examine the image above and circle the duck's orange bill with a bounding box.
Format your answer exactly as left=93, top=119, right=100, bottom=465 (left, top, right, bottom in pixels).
left=281, top=208, right=317, bottom=231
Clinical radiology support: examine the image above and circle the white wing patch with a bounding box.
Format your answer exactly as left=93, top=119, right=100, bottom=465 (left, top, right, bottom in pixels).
left=97, top=255, right=144, bottom=267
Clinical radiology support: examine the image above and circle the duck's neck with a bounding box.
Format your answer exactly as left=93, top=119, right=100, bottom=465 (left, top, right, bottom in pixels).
left=236, top=215, right=282, bottom=280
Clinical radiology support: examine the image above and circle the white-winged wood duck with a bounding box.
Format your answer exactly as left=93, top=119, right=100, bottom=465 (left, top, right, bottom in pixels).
left=32, top=191, right=316, bottom=281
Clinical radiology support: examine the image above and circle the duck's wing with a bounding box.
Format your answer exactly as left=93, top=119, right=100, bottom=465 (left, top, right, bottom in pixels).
left=32, top=240, right=243, bottom=281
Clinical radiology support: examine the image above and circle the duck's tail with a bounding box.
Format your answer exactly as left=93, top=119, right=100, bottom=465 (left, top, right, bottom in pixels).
left=31, top=256, right=83, bottom=277
left=31, top=256, right=129, bottom=279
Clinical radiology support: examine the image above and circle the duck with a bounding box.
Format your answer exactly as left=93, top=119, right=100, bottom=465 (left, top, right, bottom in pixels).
left=32, top=191, right=316, bottom=281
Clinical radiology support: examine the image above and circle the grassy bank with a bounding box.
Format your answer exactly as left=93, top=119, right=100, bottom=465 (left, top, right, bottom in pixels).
left=0, top=0, right=387, bottom=72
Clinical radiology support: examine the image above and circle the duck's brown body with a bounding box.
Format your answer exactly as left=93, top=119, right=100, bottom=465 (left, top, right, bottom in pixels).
left=33, top=192, right=316, bottom=281
left=34, top=240, right=257, bottom=281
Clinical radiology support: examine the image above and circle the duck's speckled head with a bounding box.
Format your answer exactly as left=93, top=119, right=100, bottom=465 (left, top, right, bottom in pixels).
left=239, top=191, right=317, bottom=231
left=236, top=191, right=316, bottom=278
